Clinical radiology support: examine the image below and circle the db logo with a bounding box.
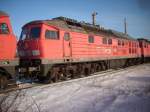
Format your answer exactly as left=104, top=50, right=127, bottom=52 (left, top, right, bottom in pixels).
left=105, top=49, right=111, bottom=54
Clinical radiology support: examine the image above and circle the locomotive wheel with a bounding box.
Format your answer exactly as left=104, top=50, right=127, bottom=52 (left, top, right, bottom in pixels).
left=70, top=69, right=75, bottom=79
left=64, top=69, right=72, bottom=80
left=46, top=67, right=61, bottom=83
left=96, top=64, right=102, bottom=72
left=84, top=68, right=90, bottom=76
left=53, top=72, right=59, bottom=82
left=0, top=74, right=8, bottom=89
left=76, top=65, right=84, bottom=78
left=101, top=62, right=106, bottom=70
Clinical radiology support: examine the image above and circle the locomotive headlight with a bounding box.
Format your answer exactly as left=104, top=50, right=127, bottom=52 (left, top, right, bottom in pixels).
left=32, top=50, right=40, bottom=56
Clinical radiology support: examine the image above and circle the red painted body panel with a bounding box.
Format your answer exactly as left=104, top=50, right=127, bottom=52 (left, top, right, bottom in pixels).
left=70, top=32, right=141, bottom=59
left=0, top=14, right=17, bottom=60
left=42, top=25, right=63, bottom=59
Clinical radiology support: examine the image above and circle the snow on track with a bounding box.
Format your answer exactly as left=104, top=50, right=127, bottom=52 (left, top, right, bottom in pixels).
left=0, top=64, right=150, bottom=112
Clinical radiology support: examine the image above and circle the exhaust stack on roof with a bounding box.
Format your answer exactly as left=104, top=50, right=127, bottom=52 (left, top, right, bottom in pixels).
left=124, top=17, right=127, bottom=34
left=92, top=12, right=98, bottom=26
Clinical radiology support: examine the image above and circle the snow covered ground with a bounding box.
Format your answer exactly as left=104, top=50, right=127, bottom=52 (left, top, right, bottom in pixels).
left=0, top=64, right=150, bottom=112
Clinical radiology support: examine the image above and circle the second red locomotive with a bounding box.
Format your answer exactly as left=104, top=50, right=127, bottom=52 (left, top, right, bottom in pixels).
left=0, top=11, right=18, bottom=89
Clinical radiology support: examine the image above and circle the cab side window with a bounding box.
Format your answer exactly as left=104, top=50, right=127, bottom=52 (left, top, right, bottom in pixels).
left=88, top=35, right=94, bottom=43
left=0, top=23, right=9, bottom=34
left=108, top=39, right=112, bottom=45
left=118, top=40, right=121, bottom=46
left=64, top=32, right=70, bottom=41
left=102, top=38, right=107, bottom=44
left=45, top=30, right=59, bottom=39
left=122, top=41, right=124, bottom=46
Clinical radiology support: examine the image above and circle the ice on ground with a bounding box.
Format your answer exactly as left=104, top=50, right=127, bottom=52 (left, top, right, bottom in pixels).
left=0, top=64, right=150, bottom=112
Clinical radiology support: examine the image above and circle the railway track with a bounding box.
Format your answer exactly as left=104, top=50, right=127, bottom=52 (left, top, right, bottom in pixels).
left=0, top=63, right=149, bottom=95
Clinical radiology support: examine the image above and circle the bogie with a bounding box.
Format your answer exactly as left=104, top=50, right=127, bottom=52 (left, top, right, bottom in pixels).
left=0, top=72, right=8, bottom=89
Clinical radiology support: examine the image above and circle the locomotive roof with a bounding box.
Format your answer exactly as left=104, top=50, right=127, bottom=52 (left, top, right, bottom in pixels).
left=23, top=16, right=136, bottom=41
left=0, top=10, right=9, bottom=17
left=138, top=38, right=150, bottom=43
left=108, top=30, right=135, bottom=40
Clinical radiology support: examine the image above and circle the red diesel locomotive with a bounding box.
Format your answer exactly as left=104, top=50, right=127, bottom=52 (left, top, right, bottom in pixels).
left=0, top=11, right=18, bottom=89
left=17, top=17, right=150, bottom=82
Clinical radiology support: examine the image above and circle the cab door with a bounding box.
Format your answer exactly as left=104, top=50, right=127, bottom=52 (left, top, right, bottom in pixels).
left=63, top=32, right=71, bottom=57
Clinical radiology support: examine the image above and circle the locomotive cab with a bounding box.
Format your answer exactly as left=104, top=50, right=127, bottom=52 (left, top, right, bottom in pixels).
left=0, top=11, right=16, bottom=60
left=18, top=21, right=62, bottom=60
left=18, top=21, right=62, bottom=78
left=0, top=11, right=18, bottom=89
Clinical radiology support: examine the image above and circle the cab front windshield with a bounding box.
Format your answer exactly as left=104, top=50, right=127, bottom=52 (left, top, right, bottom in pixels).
left=20, top=27, right=41, bottom=40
